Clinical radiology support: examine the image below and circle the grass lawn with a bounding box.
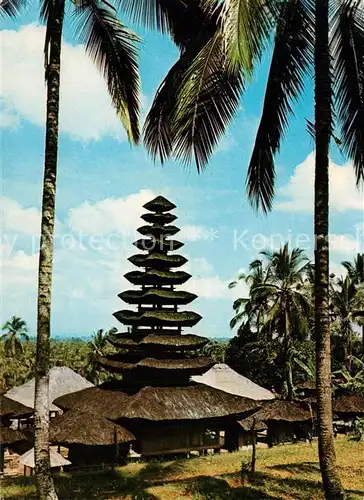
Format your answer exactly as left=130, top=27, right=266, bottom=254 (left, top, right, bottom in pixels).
left=1, top=438, right=363, bottom=499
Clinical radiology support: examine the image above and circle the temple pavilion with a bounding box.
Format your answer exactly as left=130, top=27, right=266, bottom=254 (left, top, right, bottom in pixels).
left=54, top=196, right=259, bottom=458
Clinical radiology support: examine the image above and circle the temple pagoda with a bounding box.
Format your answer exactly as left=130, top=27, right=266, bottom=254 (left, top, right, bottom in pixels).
left=54, top=196, right=260, bottom=459
left=98, top=195, right=213, bottom=387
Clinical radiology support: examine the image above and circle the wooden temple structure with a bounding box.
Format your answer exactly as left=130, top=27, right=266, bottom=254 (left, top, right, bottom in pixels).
left=53, top=196, right=259, bottom=460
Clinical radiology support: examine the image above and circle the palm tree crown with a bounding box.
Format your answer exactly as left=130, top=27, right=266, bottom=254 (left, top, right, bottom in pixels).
left=1, top=316, right=29, bottom=356
left=1, top=0, right=141, bottom=142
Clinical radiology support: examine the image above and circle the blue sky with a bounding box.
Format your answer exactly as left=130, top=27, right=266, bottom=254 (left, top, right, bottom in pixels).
left=1, top=8, right=363, bottom=339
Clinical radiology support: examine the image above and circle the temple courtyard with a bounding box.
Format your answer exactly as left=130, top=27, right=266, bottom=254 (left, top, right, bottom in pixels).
left=1, top=438, right=363, bottom=499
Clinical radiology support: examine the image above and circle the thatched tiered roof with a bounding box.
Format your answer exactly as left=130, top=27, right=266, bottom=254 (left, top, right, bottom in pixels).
left=99, top=195, right=212, bottom=385
left=334, top=394, right=364, bottom=414
left=0, top=427, right=28, bottom=445
left=119, top=385, right=260, bottom=421
left=50, top=410, right=135, bottom=445
left=0, top=394, right=33, bottom=418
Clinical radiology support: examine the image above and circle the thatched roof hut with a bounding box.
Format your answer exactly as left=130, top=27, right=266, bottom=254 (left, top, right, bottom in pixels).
left=247, top=399, right=315, bottom=423
left=119, top=384, right=259, bottom=421
left=6, top=367, right=94, bottom=412
left=192, top=364, right=275, bottom=401
left=19, top=447, right=71, bottom=469
left=0, top=395, right=33, bottom=418
left=238, top=415, right=268, bottom=432
left=334, top=395, right=364, bottom=415
left=50, top=410, right=135, bottom=446
left=0, top=427, right=28, bottom=445
left=53, top=381, right=131, bottom=420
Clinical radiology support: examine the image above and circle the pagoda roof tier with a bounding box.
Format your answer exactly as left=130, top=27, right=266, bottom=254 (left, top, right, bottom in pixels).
left=133, top=238, right=184, bottom=252
left=143, top=196, right=176, bottom=213
left=98, top=356, right=213, bottom=377
left=113, top=310, right=202, bottom=327
left=119, top=289, right=197, bottom=305
left=125, top=269, right=191, bottom=285
left=128, top=252, right=188, bottom=269
left=105, top=328, right=185, bottom=338
left=138, top=224, right=179, bottom=237
left=141, top=212, right=177, bottom=224
left=107, top=333, right=209, bottom=350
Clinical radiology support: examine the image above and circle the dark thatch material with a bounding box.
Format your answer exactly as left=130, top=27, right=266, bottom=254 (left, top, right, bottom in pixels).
left=142, top=334, right=209, bottom=349
left=113, top=310, right=202, bottom=327
left=334, top=395, right=364, bottom=414
left=128, top=253, right=187, bottom=269
left=124, top=269, right=191, bottom=285
left=143, top=196, right=176, bottom=212
left=119, top=385, right=260, bottom=421
left=0, top=395, right=33, bottom=417
left=138, top=225, right=179, bottom=237
left=98, top=356, right=213, bottom=375
left=119, top=289, right=197, bottom=305
left=53, top=384, right=130, bottom=420
left=50, top=410, right=135, bottom=445
left=238, top=415, right=268, bottom=432
left=107, top=333, right=209, bottom=350
left=246, top=400, right=316, bottom=423
left=133, top=238, right=184, bottom=252
left=0, top=427, right=28, bottom=444
left=141, top=212, right=177, bottom=224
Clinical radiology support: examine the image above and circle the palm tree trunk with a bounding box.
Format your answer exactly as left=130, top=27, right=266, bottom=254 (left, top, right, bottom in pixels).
left=314, top=0, right=344, bottom=498
left=285, top=310, right=294, bottom=401
left=34, top=4, right=64, bottom=499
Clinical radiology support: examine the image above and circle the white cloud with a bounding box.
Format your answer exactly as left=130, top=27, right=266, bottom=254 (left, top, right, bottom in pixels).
left=1, top=197, right=41, bottom=235
left=1, top=193, right=236, bottom=335
left=68, top=190, right=156, bottom=235
left=179, top=225, right=214, bottom=242
left=188, top=276, right=230, bottom=299
left=330, top=233, right=363, bottom=255
left=0, top=24, right=136, bottom=141
left=276, top=152, right=364, bottom=212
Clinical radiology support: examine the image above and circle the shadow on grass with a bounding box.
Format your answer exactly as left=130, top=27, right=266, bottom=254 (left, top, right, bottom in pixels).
left=2, top=463, right=363, bottom=500
left=1, top=470, right=157, bottom=500
left=267, top=461, right=320, bottom=474
left=186, top=476, right=280, bottom=499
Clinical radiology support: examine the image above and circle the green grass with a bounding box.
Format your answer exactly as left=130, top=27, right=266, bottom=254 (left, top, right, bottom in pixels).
left=1, top=438, right=363, bottom=499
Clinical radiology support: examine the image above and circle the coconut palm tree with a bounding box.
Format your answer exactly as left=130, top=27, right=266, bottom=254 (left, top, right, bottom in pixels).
left=144, top=0, right=363, bottom=495
left=230, top=246, right=313, bottom=398
left=251, top=245, right=313, bottom=399
left=1, top=316, right=29, bottom=357
left=229, top=258, right=272, bottom=339
left=85, top=327, right=116, bottom=384
left=330, top=275, right=359, bottom=372
left=342, top=253, right=364, bottom=285
left=2, top=2, right=140, bottom=497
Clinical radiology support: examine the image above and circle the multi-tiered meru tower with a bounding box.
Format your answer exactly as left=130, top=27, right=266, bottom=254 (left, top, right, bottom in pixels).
left=54, top=196, right=259, bottom=459
left=98, top=195, right=213, bottom=387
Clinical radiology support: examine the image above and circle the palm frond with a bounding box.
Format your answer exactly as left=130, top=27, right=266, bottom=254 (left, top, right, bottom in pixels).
left=117, top=0, right=218, bottom=49
left=74, top=0, right=140, bottom=143
left=331, top=0, right=364, bottom=184
left=0, top=0, right=26, bottom=17
left=220, top=0, right=275, bottom=74
left=172, top=31, right=245, bottom=170
left=246, top=0, right=314, bottom=212
left=144, top=26, right=244, bottom=168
